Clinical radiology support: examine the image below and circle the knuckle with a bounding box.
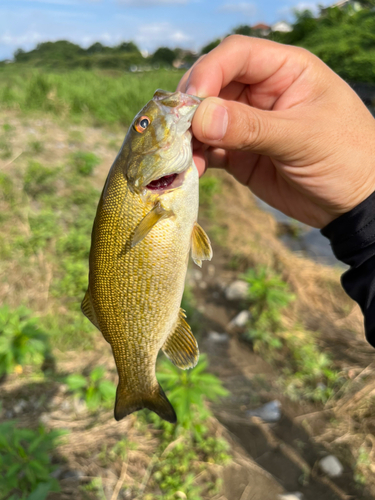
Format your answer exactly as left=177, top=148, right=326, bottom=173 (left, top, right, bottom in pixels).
left=239, top=109, right=262, bottom=149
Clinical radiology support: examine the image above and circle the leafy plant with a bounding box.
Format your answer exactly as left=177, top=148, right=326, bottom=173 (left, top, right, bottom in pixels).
left=65, top=366, right=116, bottom=411
left=0, top=420, right=65, bottom=500
left=0, top=305, right=50, bottom=377
left=242, top=266, right=295, bottom=352
left=156, top=354, right=228, bottom=433
left=281, top=329, right=342, bottom=403
left=71, top=151, right=100, bottom=176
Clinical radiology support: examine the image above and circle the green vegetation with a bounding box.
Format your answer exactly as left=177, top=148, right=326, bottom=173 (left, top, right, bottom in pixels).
left=243, top=266, right=341, bottom=403
left=70, top=151, right=100, bottom=176
left=135, top=355, right=230, bottom=499
left=65, top=366, right=116, bottom=411
left=0, top=305, right=51, bottom=377
left=157, top=354, right=228, bottom=434
left=11, top=40, right=196, bottom=71
left=0, top=420, right=64, bottom=500
left=243, top=267, right=295, bottom=352
left=0, top=68, right=184, bottom=126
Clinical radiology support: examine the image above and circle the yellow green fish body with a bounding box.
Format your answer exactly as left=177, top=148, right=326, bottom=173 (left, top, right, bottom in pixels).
left=82, top=90, right=212, bottom=423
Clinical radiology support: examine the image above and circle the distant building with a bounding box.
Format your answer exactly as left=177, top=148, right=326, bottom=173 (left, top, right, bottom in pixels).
left=271, top=21, right=292, bottom=33
left=251, top=23, right=271, bottom=37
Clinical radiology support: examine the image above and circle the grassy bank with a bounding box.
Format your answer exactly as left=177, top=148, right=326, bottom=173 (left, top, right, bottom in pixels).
left=0, top=67, right=184, bottom=126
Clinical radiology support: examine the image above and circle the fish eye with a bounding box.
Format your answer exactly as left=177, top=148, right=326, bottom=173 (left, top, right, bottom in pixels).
left=135, top=116, right=150, bottom=133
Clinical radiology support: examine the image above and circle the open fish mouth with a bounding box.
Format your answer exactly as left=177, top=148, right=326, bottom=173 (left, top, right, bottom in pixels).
left=146, top=173, right=177, bottom=190
left=145, top=170, right=187, bottom=193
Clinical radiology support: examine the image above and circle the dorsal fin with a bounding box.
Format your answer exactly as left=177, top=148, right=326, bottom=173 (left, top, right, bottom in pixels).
left=191, top=222, right=213, bottom=268
left=162, top=309, right=199, bottom=369
left=81, top=290, right=100, bottom=331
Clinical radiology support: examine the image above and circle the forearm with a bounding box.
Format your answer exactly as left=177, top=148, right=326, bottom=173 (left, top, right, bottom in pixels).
left=321, top=190, right=375, bottom=347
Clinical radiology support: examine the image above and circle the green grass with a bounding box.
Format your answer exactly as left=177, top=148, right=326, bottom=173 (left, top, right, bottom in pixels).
left=242, top=266, right=342, bottom=403
left=0, top=67, right=184, bottom=126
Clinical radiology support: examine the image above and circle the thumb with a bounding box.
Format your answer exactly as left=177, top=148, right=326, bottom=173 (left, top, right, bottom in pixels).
left=192, top=97, right=302, bottom=159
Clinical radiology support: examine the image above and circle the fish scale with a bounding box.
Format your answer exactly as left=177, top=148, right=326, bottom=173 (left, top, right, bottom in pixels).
left=82, top=90, right=213, bottom=423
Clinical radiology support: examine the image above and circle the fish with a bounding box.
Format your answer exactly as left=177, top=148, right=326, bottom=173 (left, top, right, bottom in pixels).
left=81, top=89, right=213, bottom=423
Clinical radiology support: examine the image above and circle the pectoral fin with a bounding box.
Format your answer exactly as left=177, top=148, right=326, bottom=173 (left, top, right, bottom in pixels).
left=162, top=309, right=199, bottom=369
left=131, top=202, right=173, bottom=248
left=81, top=290, right=100, bottom=331
left=191, top=222, right=213, bottom=268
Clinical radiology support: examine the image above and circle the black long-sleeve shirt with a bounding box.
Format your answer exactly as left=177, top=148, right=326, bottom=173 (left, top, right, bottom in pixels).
left=321, top=191, right=375, bottom=348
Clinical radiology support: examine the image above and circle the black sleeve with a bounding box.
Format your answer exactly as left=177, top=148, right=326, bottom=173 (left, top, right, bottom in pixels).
left=321, top=191, right=375, bottom=348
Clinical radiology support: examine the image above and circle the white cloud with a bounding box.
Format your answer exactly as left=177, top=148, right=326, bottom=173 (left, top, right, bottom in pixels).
left=0, top=31, right=44, bottom=47
left=219, top=1, right=257, bottom=16
left=135, top=21, right=192, bottom=50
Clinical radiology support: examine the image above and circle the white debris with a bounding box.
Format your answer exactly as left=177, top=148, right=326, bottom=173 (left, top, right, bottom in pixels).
left=225, top=280, right=248, bottom=301
left=191, top=269, right=203, bottom=281
left=247, top=400, right=281, bottom=423
left=319, top=455, right=344, bottom=478
left=207, top=331, right=229, bottom=343
left=229, top=310, right=251, bottom=328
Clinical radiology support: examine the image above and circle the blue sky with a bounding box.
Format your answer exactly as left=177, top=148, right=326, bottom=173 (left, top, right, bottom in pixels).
left=0, top=0, right=330, bottom=60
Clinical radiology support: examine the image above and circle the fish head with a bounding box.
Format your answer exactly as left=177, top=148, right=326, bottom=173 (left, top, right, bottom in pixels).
left=124, top=89, right=201, bottom=194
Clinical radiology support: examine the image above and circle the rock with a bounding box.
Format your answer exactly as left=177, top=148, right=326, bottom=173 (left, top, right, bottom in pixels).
left=60, top=400, right=71, bottom=412
left=207, top=264, right=215, bottom=278
left=319, top=455, right=344, bottom=478
left=207, top=331, right=229, bottom=343
left=225, top=280, right=248, bottom=301
left=61, top=469, right=84, bottom=481
left=50, top=468, right=63, bottom=479
left=192, top=269, right=202, bottom=281
left=13, top=399, right=27, bottom=415
left=278, top=494, right=304, bottom=500
left=229, top=310, right=251, bottom=328
left=246, top=400, right=281, bottom=423
left=40, top=413, right=50, bottom=424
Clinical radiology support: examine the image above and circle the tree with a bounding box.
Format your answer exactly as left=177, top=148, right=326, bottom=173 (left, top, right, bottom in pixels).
left=151, top=47, right=176, bottom=66
left=232, top=25, right=252, bottom=36
left=116, top=41, right=140, bottom=54
left=200, top=39, right=221, bottom=55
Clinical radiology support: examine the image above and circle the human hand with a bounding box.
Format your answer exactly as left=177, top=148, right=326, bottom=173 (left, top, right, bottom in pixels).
left=178, top=35, right=375, bottom=228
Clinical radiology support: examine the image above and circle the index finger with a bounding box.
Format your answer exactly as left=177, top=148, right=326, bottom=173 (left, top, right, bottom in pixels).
left=179, top=35, right=309, bottom=101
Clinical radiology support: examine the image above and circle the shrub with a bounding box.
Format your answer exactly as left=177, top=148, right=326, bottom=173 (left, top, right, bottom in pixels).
left=0, top=420, right=65, bottom=500
left=0, top=305, right=50, bottom=377
left=65, top=366, right=116, bottom=411
left=70, top=151, right=100, bottom=176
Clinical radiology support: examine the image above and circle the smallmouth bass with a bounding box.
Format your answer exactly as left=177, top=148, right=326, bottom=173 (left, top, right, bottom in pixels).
left=82, top=89, right=212, bottom=423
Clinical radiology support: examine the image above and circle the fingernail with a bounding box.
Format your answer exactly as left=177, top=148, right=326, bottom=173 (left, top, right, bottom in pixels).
left=201, top=100, right=228, bottom=141
left=186, top=84, right=197, bottom=96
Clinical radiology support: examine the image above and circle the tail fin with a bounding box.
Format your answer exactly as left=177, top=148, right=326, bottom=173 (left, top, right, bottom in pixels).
left=114, top=382, right=177, bottom=424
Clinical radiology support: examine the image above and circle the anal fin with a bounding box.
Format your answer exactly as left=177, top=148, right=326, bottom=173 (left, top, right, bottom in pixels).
left=131, top=202, right=173, bottom=248
left=162, top=309, right=199, bottom=369
left=81, top=290, right=100, bottom=331
left=191, top=222, right=213, bottom=268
